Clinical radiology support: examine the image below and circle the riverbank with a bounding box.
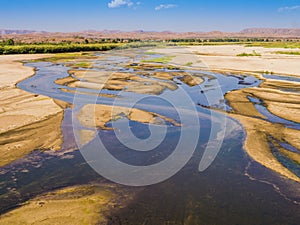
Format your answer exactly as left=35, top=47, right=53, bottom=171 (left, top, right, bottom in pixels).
left=0, top=54, right=64, bottom=166
left=154, top=45, right=300, bottom=76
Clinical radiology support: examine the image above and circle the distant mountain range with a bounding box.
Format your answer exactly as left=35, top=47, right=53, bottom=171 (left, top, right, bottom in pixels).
left=1, top=28, right=300, bottom=40
left=0, top=29, right=43, bottom=35
left=240, top=28, right=300, bottom=37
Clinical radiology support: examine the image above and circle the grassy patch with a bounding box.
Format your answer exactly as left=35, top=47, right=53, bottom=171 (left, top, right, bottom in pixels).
left=275, top=51, right=300, bottom=55
left=53, top=52, right=89, bottom=58
left=246, top=42, right=300, bottom=49
left=185, top=62, right=193, bottom=66
left=30, top=52, right=97, bottom=63
left=73, top=62, right=93, bottom=68
left=237, top=51, right=261, bottom=57
left=142, top=56, right=174, bottom=64
left=49, top=52, right=93, bottom=61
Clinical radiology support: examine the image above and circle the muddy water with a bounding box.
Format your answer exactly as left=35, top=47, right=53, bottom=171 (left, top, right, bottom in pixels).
left=0, top=49, right=299, bottom=224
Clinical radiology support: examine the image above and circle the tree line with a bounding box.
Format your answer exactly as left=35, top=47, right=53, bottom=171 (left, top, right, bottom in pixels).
left=0, top=43, right=121, bottom=54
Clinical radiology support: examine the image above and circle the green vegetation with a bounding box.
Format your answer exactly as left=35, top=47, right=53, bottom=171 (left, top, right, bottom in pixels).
left=237, top=51, right=261, bottom=57
left=49, top=52, right=93, bottom=60
left=142, top=56, right=174, bottom=64
left=0, top=43, right=122, bottom=55
left=263, top=71, right=274, bottom=75
left=30, top=52, right=97, bottom=63
left=185, top=62, right=193, bottom=66
left=73, top=62, right=92, bottom=68
left=246, top=42, right=300, bottom=49
left=53, top=52, right=90, bottom=58
left=3, top=38, right=15, bottom=46
left=1, top=37, right=299, bottom=55
left=167, top=39, right=300, bottom=48
left=276, top=51, right=300, bottom=55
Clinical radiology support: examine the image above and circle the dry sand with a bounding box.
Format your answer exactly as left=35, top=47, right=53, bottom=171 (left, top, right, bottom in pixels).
left=230, top=114, right=300, bottom=182
left=67, top=69, right=180, bottom=95
left=226, top=84, right=300, bottom=182
left=0, top=54, right=64, bottom=166
left=154, top=45, right=300, bottom=76
left=0, top=55, right=50, bottom=89
left=64, top=65, right=204, bottom=96
left=76, top=104, right=181, bottom=145
left=224, top=85, right=300, bottom=182
left=78, top=104, right=180, bottom=130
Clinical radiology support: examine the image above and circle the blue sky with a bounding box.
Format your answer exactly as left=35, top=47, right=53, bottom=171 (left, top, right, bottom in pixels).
left=1, top=0, right=300, bottom=32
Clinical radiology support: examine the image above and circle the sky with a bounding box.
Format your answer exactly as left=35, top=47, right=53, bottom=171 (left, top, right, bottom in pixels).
left=1, top=0, right=300, bottom=32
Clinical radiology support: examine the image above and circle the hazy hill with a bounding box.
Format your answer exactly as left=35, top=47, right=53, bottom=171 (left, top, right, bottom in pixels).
left=0, top=29, right=40, bottom=35
left=1, top=28, right=300, bottom=42
left=240, top=28, right=300, bottom=37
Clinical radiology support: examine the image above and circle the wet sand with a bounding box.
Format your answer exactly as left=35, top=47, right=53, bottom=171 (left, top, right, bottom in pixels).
left=0, top=184, right=129, bottom=225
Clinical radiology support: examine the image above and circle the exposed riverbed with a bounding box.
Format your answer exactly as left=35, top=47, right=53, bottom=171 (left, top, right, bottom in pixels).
left=0, top=48, right=299, bottom=224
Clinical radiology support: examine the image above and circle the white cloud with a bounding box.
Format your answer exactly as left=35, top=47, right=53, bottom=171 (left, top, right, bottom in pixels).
left=278, top=5, right=300, bottom=12
left=155, top=4, right=177, bottom=11
left=108, top=0, right=133, bottom=8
